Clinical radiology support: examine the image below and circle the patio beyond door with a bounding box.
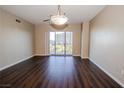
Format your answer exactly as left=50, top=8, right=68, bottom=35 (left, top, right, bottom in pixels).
left=50, top=32, right=73, bottom=55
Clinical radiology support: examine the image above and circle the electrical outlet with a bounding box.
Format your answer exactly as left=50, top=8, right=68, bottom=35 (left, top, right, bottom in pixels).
left=121, top=69, right=124, bottom=75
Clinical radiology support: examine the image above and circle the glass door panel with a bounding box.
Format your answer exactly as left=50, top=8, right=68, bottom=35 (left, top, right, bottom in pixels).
left=66, top=32, right=73, bottom=55
left=50, top=32, right=55, bottom=55
left=55, top=32, right=65, bottom=55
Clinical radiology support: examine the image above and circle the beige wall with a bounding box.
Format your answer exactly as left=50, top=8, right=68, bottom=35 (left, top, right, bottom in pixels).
left=0, top=8, right=34, bottom=70
left=90, top=6, right=124, bottom=86
left=81, top=22, right=90, bottom=58
left=35, top=24, right=81, bottom=56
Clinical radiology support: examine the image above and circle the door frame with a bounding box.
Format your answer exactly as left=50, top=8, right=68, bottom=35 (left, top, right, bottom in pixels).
left=49, top=31, right=73, bottom=56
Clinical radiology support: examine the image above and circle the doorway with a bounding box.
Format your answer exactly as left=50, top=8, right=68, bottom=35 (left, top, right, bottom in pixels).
left=49, top=32, right=73, bottom=55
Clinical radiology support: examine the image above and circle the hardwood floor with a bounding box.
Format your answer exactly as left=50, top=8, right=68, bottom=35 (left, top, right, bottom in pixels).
left=0, top=56, right=121, bottom=88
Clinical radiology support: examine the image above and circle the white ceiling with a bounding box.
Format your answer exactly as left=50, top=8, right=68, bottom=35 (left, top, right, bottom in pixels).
left=0, top=5, right=105, bottom=24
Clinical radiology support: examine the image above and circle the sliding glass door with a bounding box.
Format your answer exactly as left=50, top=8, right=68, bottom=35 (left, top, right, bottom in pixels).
left=49, top=32, right=73, bottom=55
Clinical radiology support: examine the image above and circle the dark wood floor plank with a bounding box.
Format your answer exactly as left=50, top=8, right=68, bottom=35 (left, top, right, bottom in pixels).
left=0, top=56, right=122, bottom=88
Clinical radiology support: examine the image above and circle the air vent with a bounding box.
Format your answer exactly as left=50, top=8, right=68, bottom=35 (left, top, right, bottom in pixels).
left=16, top=19, right=21, bottom=23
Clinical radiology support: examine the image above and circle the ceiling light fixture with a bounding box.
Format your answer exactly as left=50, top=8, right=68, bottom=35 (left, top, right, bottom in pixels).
left=50, top=5, right=68, bottom=25
left=43, top=5, right=68, bottom=29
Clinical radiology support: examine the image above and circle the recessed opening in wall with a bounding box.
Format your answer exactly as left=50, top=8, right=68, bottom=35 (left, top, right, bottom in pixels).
left=49, top=31, right=73, bottom=55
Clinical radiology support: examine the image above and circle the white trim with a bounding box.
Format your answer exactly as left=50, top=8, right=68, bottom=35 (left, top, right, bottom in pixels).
left=73, top=54, right=81, bottom=57
left=90, top=58, right=124, bottom=88
left=0, top=55, right=34, bottom=71
left=81, top=57, right=89, bottom=59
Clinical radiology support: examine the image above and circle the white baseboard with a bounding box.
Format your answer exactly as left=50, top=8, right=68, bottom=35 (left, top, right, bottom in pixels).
left=81, top=57, right=89, bottom=59
left=73, top=55, right=81, bottom=57
left=89, top=58, right=124, bottom=88
left=0, top=55, right=34, bottom=71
